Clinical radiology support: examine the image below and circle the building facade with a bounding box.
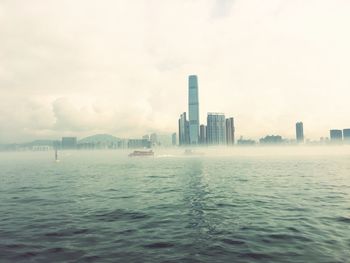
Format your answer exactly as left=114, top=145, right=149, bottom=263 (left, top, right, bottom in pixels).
left=178, top=112, right=190, bottom=145
left=225, top=117, right=235, bottom=145
left=296, top=122, right=304, bottom=143
left=207, top=113, right=226, bottom=145
left=199, top=124, right=207, bottom=144
left=343, top=129, right=350, bottom=143
left=330, top=129, right=343, bottom=142
left=188, top=75, right=199, bottom=144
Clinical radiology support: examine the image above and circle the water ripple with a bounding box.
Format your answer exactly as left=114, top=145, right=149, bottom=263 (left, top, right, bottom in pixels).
left=0, top=152, right=350, bottom=262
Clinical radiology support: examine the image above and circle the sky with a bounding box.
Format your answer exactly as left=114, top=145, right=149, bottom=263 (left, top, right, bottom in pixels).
left=0, top=0, right=350, bottom=143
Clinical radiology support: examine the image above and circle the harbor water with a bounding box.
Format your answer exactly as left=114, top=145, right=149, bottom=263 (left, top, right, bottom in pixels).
left=0, top=148, right=349, bottom=262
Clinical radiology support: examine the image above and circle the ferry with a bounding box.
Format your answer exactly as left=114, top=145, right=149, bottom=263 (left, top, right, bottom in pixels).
left=128, top=150, right=154, bottom=157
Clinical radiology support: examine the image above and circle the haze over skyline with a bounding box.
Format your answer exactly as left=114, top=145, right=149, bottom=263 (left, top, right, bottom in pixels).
left=1, top=0, right=350, bottom=143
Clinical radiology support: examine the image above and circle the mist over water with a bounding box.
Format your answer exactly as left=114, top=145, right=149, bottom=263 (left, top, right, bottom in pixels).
left=1, top=147, right=349, bottom=262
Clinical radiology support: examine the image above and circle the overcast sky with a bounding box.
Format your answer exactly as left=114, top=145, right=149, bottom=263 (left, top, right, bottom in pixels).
left=1, top=0, right=349, bottom=143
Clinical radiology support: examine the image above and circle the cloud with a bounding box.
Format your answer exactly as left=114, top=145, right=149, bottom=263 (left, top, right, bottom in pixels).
left=0, top=0, right=350, bottom=143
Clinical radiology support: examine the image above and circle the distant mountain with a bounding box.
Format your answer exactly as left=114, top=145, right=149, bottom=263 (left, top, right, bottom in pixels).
left=79, top=134, right=120, bottom=144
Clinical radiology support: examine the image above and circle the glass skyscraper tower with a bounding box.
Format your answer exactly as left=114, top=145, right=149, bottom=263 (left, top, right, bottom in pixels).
left=207, top=113, right=226, bottom=145
left=296, top=122, right=304, bottom=143
left=188, top=75, right=199, bottom=144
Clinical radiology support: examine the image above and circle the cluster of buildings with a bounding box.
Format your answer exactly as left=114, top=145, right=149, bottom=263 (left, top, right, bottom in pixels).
left=127, top=133, right=161, bottom=149
left=175, top=76, right=349, bottom=147
left=294, top=122, right=350, bottom=144
left=250, top=121, right=350, bottom=145
left=1, top=75, right=349, bottom=151
left=329, top=128, right=350, bottom=143
left=178, top=75, right=235, bottom=146
left=52, top=126, right=350, bottom=150
left=0, top=132, right=170, bottom=151
left=240, top=122, right=350, bottom=145
left=14, top=134, right=163, bottom=151
left=54, top=134, right=162, bottom=150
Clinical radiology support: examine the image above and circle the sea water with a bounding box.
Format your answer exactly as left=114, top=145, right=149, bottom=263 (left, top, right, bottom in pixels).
left=0, top=148, right=349, bottom=262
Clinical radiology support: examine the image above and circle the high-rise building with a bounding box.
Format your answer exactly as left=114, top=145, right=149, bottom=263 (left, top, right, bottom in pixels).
left=330, top=129, right=343, bottom=142
left=178, top=112, right=190, bottom=145
left=296, top=122, right=304, bottom=143
left=172, top=133, right=177, bottom=146
left=199, top=124, right=206, bottom=144
left=343, top=129, right=350, bottom=143
left=61, top=137, right=77, bottom=149
left=225, top=117, right=235, bottom=145
left=207, top=113, right=226, bottom=145
left=188, top=75, right=199, bottom=144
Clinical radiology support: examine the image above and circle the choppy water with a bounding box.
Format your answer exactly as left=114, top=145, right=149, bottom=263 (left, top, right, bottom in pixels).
left=1, top=149, right=350, bottom=263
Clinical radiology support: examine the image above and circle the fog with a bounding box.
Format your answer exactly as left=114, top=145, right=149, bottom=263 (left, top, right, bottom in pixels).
left=154, top=145, right=350, bottom=158
left=2, top=145, right=350, bottom=162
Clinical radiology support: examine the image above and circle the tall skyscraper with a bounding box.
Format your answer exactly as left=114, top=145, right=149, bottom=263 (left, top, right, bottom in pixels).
left=225, top=117, right=235, bottom=145
left=330, top=129, right=343, bottom=142
left=199, top=124, right=207, bottom=144
left=343, top=129, right=350, bottom=143
left=207, top=113, right=226, bottom=145
left=296, top=122, right=304, bottom=143
left=178, top=112, right=189, bottom=145
left=188, top=75, right=199, bottom=144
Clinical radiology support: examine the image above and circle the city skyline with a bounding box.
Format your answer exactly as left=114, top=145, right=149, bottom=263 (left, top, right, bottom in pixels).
left=1, top=1, right=350, bottom=143
left=179, top=76, right=236, bottom=146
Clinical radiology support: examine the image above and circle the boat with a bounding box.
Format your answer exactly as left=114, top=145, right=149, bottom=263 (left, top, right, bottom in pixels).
left=128, top=150, right=154, bottom=157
